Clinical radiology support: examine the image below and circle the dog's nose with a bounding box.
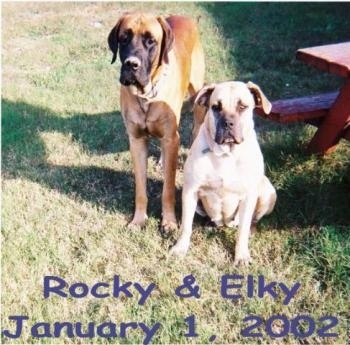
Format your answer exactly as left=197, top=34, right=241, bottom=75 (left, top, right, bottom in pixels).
left=225, top=121, right=234, bottom=128
left=124, top=56, right=141, bottom=71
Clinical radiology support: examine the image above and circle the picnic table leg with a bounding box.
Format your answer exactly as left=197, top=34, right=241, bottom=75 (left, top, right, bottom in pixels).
left=307, top=78, right=350, bottom=155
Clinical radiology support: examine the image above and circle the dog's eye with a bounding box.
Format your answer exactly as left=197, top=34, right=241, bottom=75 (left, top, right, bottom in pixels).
left=146, top=37, right=156, bottom=46
left=119, top=31, right=131, bottom=45
left=239, top=103, right=248, bottom=111
left=120, top=36, right=127, bottom=44
left=211, top=101, right=222, bottom=112
left=143, top=33, right=156, bottom=47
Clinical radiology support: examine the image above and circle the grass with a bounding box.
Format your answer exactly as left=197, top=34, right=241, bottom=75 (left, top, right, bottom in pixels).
left=2, top=2, right=350, bottom=344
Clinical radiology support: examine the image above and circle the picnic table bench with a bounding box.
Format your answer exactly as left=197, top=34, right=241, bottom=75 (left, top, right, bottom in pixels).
left=256, top=41, right=350, bottom=155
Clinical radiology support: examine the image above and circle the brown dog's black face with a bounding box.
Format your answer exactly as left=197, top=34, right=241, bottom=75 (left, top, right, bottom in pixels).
left=118, top=28, right=157, bottom=87
left=108, top=13, right=174, bottom=90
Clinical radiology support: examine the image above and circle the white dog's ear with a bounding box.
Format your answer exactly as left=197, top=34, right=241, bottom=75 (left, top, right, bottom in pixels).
left=247, top=81, right=272, bottom=114
left=193, top=84, right=216, bottom=108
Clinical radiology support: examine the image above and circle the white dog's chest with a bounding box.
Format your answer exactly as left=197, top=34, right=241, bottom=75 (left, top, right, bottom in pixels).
left=198, top=167, right=246, bottom=199
left=197, top=171, right=244, bottom=226
left=194, top=153, right=261, bottom=225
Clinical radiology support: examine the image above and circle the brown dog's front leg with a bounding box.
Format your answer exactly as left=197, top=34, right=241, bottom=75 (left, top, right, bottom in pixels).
left=160, top=133, right=179, bottom=232
left=129, top=136, right=148, bottom=228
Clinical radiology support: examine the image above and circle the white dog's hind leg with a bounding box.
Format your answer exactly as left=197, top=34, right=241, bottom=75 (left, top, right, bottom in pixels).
left=223, top=196, right=240, bottom=228
left=195, top=200, right=207, bottom=217
left=253, top=176, right=277, bottom=223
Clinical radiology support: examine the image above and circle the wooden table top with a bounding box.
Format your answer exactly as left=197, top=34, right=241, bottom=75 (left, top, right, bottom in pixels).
left=296, top=41, right=350, bottom=78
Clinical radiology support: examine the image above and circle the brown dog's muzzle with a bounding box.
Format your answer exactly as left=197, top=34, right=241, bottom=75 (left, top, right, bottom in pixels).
left=120, top=52, right=151, bottom=88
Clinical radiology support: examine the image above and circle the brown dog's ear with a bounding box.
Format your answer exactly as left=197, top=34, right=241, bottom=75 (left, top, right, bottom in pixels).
left=194, top=84, right=216, bottom=108
left=247, top=81, right=272, bottom=114
left=108, top=18, right=123, bottom=64
left=157, top=17, right=174, bottom=64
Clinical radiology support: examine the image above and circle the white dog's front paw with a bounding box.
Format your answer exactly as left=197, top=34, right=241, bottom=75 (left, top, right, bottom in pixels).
left=234, top=247, right=252, bottom=266
left=169, top=240, right=190, bottom=257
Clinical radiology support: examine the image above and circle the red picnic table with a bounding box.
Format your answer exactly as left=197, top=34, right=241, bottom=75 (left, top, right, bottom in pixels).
left=297, top=42, right=350, bottom=154
left=257, top=41, right=350, bottom=155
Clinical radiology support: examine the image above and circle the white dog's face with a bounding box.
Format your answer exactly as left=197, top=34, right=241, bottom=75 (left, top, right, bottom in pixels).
left=195, top=81, right=272, bottom=147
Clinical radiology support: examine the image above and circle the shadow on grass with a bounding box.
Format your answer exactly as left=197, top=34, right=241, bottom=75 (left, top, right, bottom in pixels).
left=1, top=98, right=169, bottom=219
left=274, top=174, right=350, bottom=229
left=199, top=3, right=350, bottom=98
left=3, top=95, right=350, bottom=232
left=287, top=225, right=350, bottom=292
left=258, top=122, right=350, bottom=229
left=2, top=99, right=128, bottom=156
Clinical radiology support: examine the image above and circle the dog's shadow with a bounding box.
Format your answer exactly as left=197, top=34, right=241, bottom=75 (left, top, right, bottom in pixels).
left=2, top=99, right=174, bottom=219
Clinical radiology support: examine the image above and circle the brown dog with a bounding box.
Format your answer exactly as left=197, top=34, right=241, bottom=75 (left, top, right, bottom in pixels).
left=108, top=13, right=205, bottom=230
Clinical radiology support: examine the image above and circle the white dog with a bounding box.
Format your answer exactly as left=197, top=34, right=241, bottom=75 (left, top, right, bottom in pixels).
left=170, top=81, right=277, bottom=265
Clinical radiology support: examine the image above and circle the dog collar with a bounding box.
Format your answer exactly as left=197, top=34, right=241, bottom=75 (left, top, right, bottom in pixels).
left=137, top=64, right=170, bottom=102
left=202, top=147, right=212, bottom=154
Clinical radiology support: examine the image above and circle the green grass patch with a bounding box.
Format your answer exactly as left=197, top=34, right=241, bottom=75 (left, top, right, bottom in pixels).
left=287, top=226, right=350, bottom=293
